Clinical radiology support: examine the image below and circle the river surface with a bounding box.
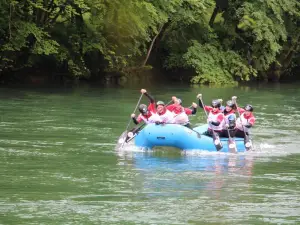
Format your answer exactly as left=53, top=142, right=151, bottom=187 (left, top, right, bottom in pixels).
left=0, top=83, right=300, bottom=224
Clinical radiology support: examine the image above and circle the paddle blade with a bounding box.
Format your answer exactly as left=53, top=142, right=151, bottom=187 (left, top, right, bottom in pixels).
left=125, top=123, right=146, bottom=144
left=125, top=131, right=134, bottom=143
left=118, top=131, right=127, bottom=144
left=213, top=135, right=223, bottom=151
left=244, top=135, right=252, bottom=151
left=228, top=138, right=237, bottom=153
left=125, top=133, right=137, bottom=143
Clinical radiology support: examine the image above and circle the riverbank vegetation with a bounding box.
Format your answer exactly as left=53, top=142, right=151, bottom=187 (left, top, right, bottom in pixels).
left=0, top=0, right=299, bottom=84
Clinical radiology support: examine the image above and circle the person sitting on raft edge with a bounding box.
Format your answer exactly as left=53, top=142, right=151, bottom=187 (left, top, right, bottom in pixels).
left=166, top=96, right=197, bottom=127
left=155, top=100, right=174, bottom=124
left=131, top=89, right=161, bottom=125
left=197, top=94, right=225, bottom=137
left=232, top=96, right=256, bottom=138
left=220, top=100, right=237, bottom=138
left=167, top=96, right=197, bottom=115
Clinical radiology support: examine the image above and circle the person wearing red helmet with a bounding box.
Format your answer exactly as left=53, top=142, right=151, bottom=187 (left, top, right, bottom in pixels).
left=198, top=97, right=225, bottom=136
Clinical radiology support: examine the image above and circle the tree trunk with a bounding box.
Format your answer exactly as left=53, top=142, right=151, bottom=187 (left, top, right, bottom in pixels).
left=282, top=35, right=300, bottom=68
left=8, top=3, right=12, bottom=40
left=142, top=24, right=164, bottom=67
left=209, top=6, right=220, bottom=27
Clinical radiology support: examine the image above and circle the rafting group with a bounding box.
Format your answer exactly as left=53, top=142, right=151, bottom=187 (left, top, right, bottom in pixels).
left=123, top=89, right=256, bottom=151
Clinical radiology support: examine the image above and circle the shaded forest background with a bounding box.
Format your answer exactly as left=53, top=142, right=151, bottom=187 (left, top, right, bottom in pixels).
left=0, top=0, right=299, bottom=85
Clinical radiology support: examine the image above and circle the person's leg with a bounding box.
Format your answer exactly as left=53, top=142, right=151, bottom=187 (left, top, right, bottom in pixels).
left=229, top=129, right=235, bottom=138
left=234, top=129, right=245, bottom=138
left=214, top=130, right=221, bottom=138
left=204, top=129, right=212, bottom=136
left=220, top=130, right=228, bottom=138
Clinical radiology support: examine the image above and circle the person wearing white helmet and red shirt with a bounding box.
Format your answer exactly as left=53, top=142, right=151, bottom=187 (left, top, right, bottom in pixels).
left=155, top=100, right=174, bottom=124
left=198, top=96, right=225, bottom=137
left=167, top=96, right=197, bottom=127
left=167, top=96, right=197, bottom=115
left=232, top=96, right=255, bottom=138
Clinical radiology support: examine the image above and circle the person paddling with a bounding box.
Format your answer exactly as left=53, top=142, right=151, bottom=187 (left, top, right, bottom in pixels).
left=198, top=97, right=224, bottom=137
left=220, top=100, right=237, bottom=137
left=167, top=96, right=197, bottom=127
left=155, top=100, right=174, bottom=124
left=167, top=96, right=197, bottom=115
left=232, top=96, right=255, bottom=138
left=131, top=89, right=161, bottom=125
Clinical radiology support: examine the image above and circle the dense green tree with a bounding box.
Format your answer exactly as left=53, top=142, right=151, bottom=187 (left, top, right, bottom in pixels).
left=160, top=0, right=300, bottom=84
left=0, top=0, right=299, bottom=84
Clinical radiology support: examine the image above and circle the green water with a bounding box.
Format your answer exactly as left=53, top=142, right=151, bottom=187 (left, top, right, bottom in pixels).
left=0, top=83, right=300, bottom=224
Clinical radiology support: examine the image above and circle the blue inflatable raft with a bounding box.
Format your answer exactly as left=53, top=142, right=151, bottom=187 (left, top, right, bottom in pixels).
left=134, top=124, right=247, bottom=152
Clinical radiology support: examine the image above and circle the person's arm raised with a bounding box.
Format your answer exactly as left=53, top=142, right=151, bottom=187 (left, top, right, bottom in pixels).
left=188, top=102, right=197, bottom=115
left=197, top=94, right=204, bottom=109
left=141, top=89, right=155, bottom=103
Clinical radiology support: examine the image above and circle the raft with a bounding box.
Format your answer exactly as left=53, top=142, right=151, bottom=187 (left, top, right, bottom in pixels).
left=134, top=124, right=247, bottom=152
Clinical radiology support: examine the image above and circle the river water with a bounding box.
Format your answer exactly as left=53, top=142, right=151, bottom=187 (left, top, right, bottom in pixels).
left=0, top=83, right=300, bottom=224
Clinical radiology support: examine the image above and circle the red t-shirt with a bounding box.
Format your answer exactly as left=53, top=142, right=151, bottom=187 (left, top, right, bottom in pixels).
left=167, top=104, right=192, bottom=115
left=148, top=102, right=156, bottom=113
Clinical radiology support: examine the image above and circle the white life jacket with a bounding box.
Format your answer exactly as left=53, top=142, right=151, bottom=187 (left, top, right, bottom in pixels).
left=139, top=112, right=162, bottom=124
left=158, top=109, right=174, bottom=123
left=208, top=111, right=224, bottom=131
left=172, top=111, right=189, bottom=125
left=236, top=112, right=251, bottom=132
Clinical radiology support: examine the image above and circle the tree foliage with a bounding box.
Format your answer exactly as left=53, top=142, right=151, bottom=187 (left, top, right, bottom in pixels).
left=183, top=41, right=256, bottom=84
left=0, top=0, right=299, bottom=83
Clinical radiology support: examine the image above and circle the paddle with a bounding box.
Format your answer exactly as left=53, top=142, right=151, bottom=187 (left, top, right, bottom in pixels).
left=124, top=122, right=146, bottom=143
left=122, top=97, right=174, bottom=146
left=232, top=96, right=252, bottom=151
left=221, top=113, right=237, bottom=152
left=225, top=124, right=237, bottom=153
left=164, top=99, right=173, bottom=108
left=197, top=94, right=223, bottom=151
left=120, top=93, right=144, bottom=149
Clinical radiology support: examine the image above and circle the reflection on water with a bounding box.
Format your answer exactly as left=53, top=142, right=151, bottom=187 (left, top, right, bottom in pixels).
left=115, top=148, right=300, bottom=224
left=117, top=150, right=255, bottom=199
